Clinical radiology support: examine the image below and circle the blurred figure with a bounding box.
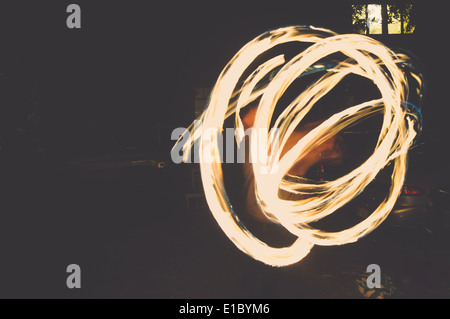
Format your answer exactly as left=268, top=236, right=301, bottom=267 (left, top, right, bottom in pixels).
left=240, top=103, right=344, bottom=224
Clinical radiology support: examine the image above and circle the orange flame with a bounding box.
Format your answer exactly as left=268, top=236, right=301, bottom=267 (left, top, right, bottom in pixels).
left=174, top=26, right=420, bottom=266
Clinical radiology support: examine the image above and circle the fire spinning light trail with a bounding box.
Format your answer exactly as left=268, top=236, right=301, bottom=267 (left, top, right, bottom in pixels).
left=174, top=26, right=424, bottom=267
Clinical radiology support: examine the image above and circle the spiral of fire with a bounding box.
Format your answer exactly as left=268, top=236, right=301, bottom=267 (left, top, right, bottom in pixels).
left=174, top=25, right=423, bottom=266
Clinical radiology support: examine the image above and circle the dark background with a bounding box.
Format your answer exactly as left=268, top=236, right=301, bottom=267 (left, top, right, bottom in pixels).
left=0, top=0, right=446, bottom=157
left=0, top=0, right=448, bottom=298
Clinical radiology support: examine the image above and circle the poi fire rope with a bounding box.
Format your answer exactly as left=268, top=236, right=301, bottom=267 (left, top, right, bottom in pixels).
left=174, top=26, right=424, bottom=266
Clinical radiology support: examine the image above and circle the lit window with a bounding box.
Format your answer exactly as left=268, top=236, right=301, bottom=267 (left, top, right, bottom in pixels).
left=403, top=4, right=416, bottom=34
left=351, top=4, right=366, bottom=35
left=367, top=4, right=382, bottom=34
left=387, top=5, right=401, bottom=34
left=352, top=4, right=416, bottom=35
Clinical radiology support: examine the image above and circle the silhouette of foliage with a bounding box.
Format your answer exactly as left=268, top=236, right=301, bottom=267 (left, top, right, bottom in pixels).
left=352, top=3, right=417, bottom=35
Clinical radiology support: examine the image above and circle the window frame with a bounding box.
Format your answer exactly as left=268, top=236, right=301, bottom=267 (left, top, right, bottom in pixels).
left=352, top=3, right=416, bottom=36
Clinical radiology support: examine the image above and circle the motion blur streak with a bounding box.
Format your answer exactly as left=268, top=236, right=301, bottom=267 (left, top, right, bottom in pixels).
left=173, top=26, right=422, bottom=266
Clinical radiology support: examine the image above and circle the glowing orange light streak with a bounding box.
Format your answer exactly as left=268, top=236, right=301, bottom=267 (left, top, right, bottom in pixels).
left=174, top=26, right=421, bottom=266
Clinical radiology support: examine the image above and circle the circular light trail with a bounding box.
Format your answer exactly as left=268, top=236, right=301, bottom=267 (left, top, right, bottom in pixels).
left=175, top=26, right=423, bottom=266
